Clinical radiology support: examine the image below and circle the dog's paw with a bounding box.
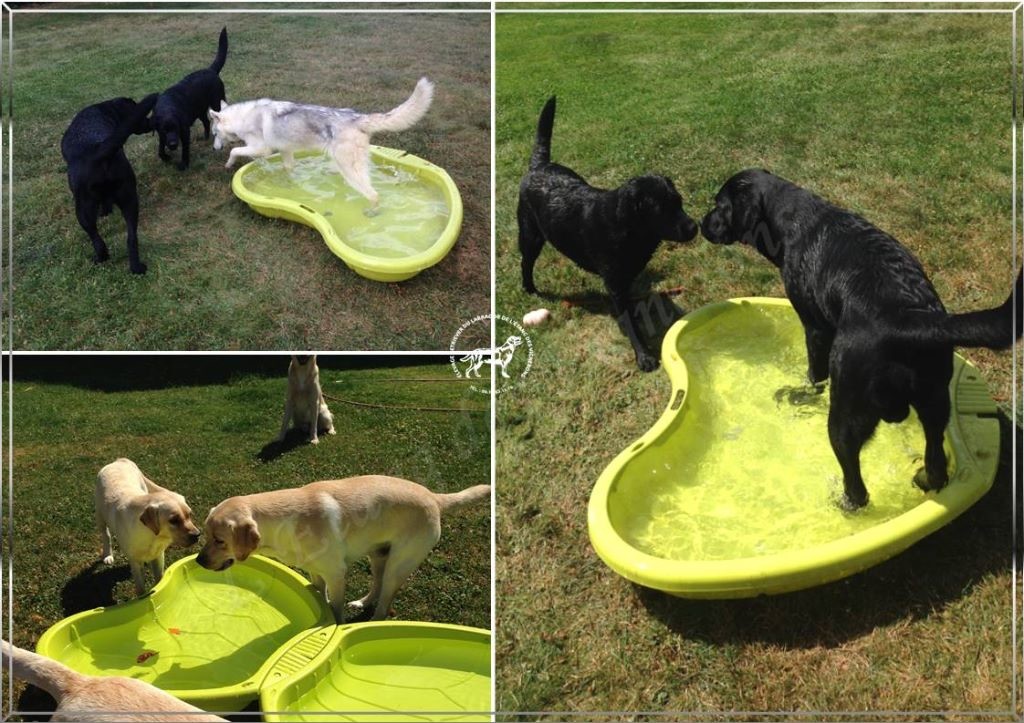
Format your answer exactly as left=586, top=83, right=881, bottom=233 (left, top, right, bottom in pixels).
left=176, top=161, right=189, bottom=171
left=327, top=427, right=337, bottom=436
left=92, top=250, right=110, bottom=264
left=913, top=467, right=948, bottom=493
left=346, top=599, right=367, bottom=611
left=838, top=491, right=868, bottom=512
left=636, top=353, right=660, bottom=372
left=102, top=554, right=114, bottom=566
left=130, top=262, right=148, bottom=275
left=522, top=283, right=538, bottom=295
left=308, top=437, right=319, bottom=445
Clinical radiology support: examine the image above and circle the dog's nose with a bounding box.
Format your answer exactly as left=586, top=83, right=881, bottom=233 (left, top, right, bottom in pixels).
left=188, top=531, right=200, bottom=544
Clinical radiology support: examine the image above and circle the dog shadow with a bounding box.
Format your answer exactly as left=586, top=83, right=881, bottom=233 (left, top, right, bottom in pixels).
left=634, top=413, right=1021, bottom=649
left=60, top=560, right=131, bottom=617
left=255, top=430, right=309, bottom=463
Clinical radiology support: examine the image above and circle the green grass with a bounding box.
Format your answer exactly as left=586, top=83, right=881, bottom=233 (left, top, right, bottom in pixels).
left=3, top=357, right=490, bottom=718
left=8, top=11, right=491, bottom=350
left=495, top=10, right=1020, bottom=718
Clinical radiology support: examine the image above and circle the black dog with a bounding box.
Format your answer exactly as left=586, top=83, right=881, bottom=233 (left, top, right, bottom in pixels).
left=701, top=169, right=1022, bottom=509
left=61, top=94, right=158, bottom=275
left=517, top=96, right=699, bottom=371
left=151, top=27, right=228, bottom=170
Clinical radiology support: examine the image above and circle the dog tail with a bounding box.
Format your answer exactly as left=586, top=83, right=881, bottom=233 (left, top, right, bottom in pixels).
left=209, top=27, right=228, bottom=74
left=1, top=640, right=83, bottom=701
left=358, top=77, right=434, bottom=135
left=530, top=96, right=556, bottom=170
left=937, top=268, right=1023, bottom=349
left=435, top=484, right=491, bottom=512
left=92, top=93, right=159, bottom=160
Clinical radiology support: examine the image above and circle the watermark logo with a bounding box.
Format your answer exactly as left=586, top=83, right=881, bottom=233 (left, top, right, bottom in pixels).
left=450, top=314, right=533, bottom=395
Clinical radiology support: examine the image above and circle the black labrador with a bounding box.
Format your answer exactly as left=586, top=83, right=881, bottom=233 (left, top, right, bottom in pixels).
left=517, top=96, right=699, bottom=371
left=61, top=94, right=158, bottom=275
left=151, top=27, right=228, bottom=170
left=701, top=169, right=1021, bottom=509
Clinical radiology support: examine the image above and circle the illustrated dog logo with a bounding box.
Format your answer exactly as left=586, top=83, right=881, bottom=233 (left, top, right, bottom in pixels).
left=460, top=335, right=523, bottom=379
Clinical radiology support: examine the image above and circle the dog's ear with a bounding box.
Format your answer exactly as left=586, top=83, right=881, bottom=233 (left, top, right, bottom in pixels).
left=209, top=109, right=220, bottom=121
left=220, top=100, right=228, bottom=110
left=232, top=519, right=261, bottom=562
left=617, top=180, right=646, bottom=220
left=869, top=363, right=914, bottom=423
left=139, top=505, right=163, bottom=536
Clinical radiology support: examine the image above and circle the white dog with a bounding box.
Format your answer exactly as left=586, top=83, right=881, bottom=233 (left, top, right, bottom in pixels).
left=95, top=458, right=200, bottom=594
left=210, top=77, right=434, bottom=206
left=1, top=640, right=227, bottom=722
left=276, top=355, right=335, bottom=445
left=197, top=475, right=490, bottom=621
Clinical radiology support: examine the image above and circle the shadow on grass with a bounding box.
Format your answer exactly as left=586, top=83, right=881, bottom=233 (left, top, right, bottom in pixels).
left=5, top=355, right=443, bottom=392
left=60, top=561, right=132, bottom=617
left=636, top=413, right=1021, bottom=649
left=255, top=429, right=312, bottom=463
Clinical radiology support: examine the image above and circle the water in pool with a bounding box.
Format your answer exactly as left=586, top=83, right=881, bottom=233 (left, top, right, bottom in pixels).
left=610, top=303, right=954, bottom=562
left=241, top=153, right=450, bottom=259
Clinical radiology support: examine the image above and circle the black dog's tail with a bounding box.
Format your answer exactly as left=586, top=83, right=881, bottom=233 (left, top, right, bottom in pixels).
left=938, top=267, right=1023, bottom=349
left=210, top=26, right=228, bottom=74
left=92, top=93, right=158, bottom=160
left=530, top=96, right=556, bottom=170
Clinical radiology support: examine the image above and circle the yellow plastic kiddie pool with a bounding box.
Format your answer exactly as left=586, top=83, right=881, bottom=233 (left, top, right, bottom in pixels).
left=259, top=622, right=491, bottom=722
left=232, top=146, right=463, bottom=282
left=35, top=555, right=334, bottom=710
left=587, top=297, right=1000, bottom=598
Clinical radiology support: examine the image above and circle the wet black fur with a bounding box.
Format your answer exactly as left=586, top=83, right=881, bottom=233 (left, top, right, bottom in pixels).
left=61, top=94, right=158, bottom=274
left=151, top=27, right=228, bottom=170
left=701, top=169, right=1022, bottom=509
left=517, top=96, right=699, bottom=371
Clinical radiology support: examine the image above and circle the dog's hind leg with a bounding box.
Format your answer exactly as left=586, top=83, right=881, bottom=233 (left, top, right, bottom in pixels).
left=331, top=134, right=379, bottom=207
left=74, top=197, right=110, bottom=264
left=114, top=182, right=146, bottom=274
left=348, top=546, right=388, bottom=615
left=177, top=126, right=191, bottom=171
left=912, top=375, right=953, bottom=493
left=370, top=528, right=440, bottom=621
left=517, top=197, right=544, bottom=294
left=827, top=376, right=879, bottom=510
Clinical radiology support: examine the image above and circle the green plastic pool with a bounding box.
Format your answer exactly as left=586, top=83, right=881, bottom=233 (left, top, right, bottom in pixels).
left=588, top=297, right=1000, bottom=598
left=260, top=622, right=491, bottom=722
left=35, top=555, right=334, bottom=710
left=232, top=146, right=462, bottom=282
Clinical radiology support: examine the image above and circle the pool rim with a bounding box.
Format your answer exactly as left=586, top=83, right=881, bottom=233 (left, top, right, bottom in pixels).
left=586, top=296, right=1000, bottom=598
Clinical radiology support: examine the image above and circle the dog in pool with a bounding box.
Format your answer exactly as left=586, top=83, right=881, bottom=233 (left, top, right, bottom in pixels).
left=701, top=169, right=1022, bottom=510
left=209, top=78, right=433, bottom=207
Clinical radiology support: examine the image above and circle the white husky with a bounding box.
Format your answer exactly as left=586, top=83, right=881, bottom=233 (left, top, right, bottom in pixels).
left=210, top=77, right=434, bottom=206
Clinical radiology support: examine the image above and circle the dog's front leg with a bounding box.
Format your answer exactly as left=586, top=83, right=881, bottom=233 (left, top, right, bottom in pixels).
left=129, top=561, right=148, bottom=595
left=177, top=126, right=191, bottom=171
left=281, top=151, right=296, bottom=172
left=148, top=555, right=165, bottom=584
left=609, top=288, right=658, bottom=372
left=225, top=145, right=269, bottom=169
left=97, top=513, right=114, bottom=565
left=325, top=565, right=349, bottom=622
left=803, top=325, right=834, bottom=385
left=275, top=398, right=293, bottom=443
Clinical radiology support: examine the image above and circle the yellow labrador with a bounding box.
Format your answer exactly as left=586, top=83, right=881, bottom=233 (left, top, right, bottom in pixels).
left=275, top=355, right=335, bottom=445
left=95, top=458, right=200, bottom=594
left=1, top=640, right=227, bottom=722
left=197, top=475, right=490, bottom=620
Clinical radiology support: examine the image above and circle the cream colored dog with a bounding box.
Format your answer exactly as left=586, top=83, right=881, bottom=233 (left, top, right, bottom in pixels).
left=276, top=355, right=335, bottom=445
left=197, top=475, right=490, bottom=620
left=1, top=640, right=227, bottom=722
left=95, top=458, right=200, bottom=595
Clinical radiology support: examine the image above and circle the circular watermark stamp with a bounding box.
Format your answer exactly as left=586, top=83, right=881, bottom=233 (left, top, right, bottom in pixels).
left=450, top=314, right=534, bottom=395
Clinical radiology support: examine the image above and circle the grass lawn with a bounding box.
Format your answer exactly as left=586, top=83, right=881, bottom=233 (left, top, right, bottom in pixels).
left=495, top=8, right=1020, bottom=718
left=8, top=10, right=490, bottom=351
left=2, top=357, right=490, bottom=719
